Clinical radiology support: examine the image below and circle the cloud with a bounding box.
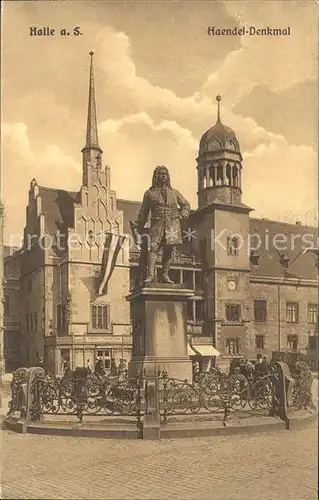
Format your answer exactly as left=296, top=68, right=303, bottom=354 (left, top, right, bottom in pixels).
left=100, top=113, right=317, bottom=227
left=201, top=1, right=317, bottom=107
left=99, top=113, right=198, bottom=205
left=243, top=141, right=318, bottom=224
left=2, top=123, right=81, bottom=243
left=1, top=3, right=317, bottom=244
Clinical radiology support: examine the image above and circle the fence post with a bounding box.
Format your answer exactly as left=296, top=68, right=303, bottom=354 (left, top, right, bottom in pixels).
left=142, top=373, right=160, bottom=440
left=26, top=367, right=46, bottom=423
left=9, top=367, right=45, bottom=432
left=273, top=361, right=294, bottom=429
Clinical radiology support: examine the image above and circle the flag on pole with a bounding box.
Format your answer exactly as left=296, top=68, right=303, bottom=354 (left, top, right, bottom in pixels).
left=98, top=233, right=128, bottom=296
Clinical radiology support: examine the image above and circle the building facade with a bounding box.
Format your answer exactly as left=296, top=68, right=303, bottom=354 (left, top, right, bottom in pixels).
left=3, top=55, right=318, bottom=374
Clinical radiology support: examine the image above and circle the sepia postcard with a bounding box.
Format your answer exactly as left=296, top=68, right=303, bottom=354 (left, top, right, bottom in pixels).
left=0, top=1, right=318, bottom=499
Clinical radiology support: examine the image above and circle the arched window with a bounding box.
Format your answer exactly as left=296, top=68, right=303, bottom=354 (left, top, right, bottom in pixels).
left=232, top=165, right=238, bottom=187
left=216, top=164, right=223, bottom=186
left=209, top=165, right=214, bottom=186
left=226, top=164, right=232, bottom=186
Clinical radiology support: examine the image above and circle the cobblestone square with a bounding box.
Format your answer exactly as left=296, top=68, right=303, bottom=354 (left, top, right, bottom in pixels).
left=0, top=420, right=317, bottom=500
left=0, top=377, right=318, bottom=500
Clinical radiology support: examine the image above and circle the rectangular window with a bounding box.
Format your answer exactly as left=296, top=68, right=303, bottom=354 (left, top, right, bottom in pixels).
left=91, top=304, right=109, bottom=330
left=287, top=335, right=298, bottom=350
left=57, top=304, right=66, bottom=332
left=254, top=300, right=267, bottom=322
left=286, top=302, right=299, bottom=323
left=195, top=300, right=205, bottom=323
left=183, top=270, right=194, bottom=290
left=195, top=271, right=203, bottom=290
left=255, top=335, right=265, bottom=349
left=225, top=304, right=240, bottom=322
left=30, top=313, right=33, bottom=333
left=187, top=300, right=194, bottom=322
left=4, top=294, right=9, bottom=316
left=308, top=303, right=318, bottom=324
left=97, top=348, right=112, bottom=369
left=25, top=314, right=28, bottom=334
left=308, top=336, right=318, bottom=351
left=61, top=349, right=70, bottom=363
left=227, top=236, right=239, bottom=256
left=170, top=269, right=181, bottom=284
left=34, top=312, right=37, bottom=332
left=226, top=338, right=240, bottom=355
left=60, top=349, right=70, bottom=371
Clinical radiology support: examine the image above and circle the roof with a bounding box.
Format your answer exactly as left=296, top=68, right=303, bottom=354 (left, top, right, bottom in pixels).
left=117, top=199, right=141, bottom=235
left=38, top=186, right=79, bottom=235
left=199, top=119, right=241, bottom=156
left=117, top=198, right=318, bottom=280
left=249, top=218, right=318, bottom=280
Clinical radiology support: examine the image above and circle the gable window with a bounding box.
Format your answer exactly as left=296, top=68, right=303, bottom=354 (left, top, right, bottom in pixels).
left=255, top=335, right=265, bottom=349
left=227, top=236, right=239, bottom=256
left=91, top=304, right=109, bottom=330
left=226, top=338, right=240, bottom=355
left=225, top=304, right=240, bottom=322
left=308, top=303, right=318, bottom=324
left=286, top=302, right=299, bottom=323
left=287, top=335, right=298, bottom=350
left=254, top=300, right=267, bottom=322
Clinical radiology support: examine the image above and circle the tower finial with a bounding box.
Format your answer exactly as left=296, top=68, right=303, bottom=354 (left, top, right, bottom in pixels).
left=216, top=94, right=222, bottom=122
left=84, top=50, right=100, bottom=150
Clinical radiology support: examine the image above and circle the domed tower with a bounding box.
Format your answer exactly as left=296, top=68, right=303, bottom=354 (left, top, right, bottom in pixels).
left=197, top=95, right=242, bottom=208
left=191, top=96, right=254, bottom=370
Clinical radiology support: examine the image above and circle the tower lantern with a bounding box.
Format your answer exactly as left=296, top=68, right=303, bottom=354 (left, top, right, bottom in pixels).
left=197, top=94, right=243, bottom=208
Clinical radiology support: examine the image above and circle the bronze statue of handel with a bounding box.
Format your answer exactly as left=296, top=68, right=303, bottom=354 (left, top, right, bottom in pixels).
left=137, top=166, right=191, bottom=284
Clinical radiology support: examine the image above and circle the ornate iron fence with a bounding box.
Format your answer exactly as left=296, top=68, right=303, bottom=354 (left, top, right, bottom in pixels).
left=28, top=372, right=143, bottom=424
left=7, top=367, right=29, bottom=417
left=6, top=361, right=315, bottom=430
left=161, top=368, right=280, bottom=423
left=291, top=361, right=316, bottom=410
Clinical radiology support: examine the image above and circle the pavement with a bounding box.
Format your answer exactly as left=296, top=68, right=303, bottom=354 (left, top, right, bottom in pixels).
left=0, top=375, right=317, bottom=500
left=0, top=419, right=317, bottom=500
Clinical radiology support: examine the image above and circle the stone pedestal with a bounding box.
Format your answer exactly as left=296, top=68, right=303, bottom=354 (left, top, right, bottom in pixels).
left=127, top=284, right=193, bottom=382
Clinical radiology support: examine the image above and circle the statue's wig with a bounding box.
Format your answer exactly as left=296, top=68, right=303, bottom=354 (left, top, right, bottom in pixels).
left=151, top=165, right=171, bottom=188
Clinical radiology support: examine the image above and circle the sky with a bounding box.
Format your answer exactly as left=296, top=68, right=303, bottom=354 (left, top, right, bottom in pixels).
left=1, top=0, right=318, bottom=244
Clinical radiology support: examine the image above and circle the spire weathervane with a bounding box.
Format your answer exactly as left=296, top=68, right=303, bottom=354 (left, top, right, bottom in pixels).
left=216, top=94, right=222, bottom=122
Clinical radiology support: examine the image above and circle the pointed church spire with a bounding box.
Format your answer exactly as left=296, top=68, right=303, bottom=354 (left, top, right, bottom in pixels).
left=216, top=94, right=222, bottom=123
left=84, top=51, right=101, bottom=151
